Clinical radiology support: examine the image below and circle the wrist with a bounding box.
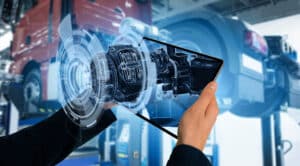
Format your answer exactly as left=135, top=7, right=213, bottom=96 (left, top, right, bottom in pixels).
left=177, top=138, right=206, bottom=151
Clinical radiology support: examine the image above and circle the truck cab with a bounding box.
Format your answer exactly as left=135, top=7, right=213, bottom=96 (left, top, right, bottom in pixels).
left=4, top=0, right=151, bottom=113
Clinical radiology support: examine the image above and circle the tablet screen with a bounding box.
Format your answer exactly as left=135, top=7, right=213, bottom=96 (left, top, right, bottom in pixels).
left=137, top=37, right=223, bottom=138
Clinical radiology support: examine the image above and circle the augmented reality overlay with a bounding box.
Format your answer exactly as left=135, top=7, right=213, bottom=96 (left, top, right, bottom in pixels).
left=57, top=15, right=223, bottom=128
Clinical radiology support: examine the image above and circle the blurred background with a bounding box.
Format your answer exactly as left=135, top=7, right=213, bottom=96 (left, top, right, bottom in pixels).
left=0, top=0, right=300, bottom=165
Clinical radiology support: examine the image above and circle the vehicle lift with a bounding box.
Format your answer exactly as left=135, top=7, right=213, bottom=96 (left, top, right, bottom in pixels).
left=261, top=108, right=286, bottom=166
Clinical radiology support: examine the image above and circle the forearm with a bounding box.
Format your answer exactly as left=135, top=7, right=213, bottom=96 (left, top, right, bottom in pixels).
left=0, top=108, right=116, bottom=165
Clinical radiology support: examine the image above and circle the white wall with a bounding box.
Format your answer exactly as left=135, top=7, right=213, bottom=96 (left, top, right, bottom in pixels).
left=215, top=112, right=263, bottom=166
left=215, top=111, right=300, bottom=166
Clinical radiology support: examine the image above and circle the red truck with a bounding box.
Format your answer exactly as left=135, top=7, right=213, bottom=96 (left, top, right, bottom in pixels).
left=3, top=0, right=151, bottom=113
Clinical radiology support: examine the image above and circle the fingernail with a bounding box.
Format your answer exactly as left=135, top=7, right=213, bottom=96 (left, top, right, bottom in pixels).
left=209, top=82, right=217, bottom=90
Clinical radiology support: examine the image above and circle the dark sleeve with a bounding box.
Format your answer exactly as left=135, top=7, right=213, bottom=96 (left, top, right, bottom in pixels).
left=167, top=145, right=212, bottom=166
left=0, top=108, right=116, bottom=166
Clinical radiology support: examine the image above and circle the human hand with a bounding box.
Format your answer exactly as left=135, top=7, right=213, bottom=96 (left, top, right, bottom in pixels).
left=176, top=81, right=219, bottom=151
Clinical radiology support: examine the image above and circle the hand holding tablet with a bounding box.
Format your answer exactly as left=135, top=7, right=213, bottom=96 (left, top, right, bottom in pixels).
left=176, top=81, right=219, bottom=151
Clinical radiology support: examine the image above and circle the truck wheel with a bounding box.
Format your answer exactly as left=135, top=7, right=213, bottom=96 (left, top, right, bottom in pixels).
left=164, top=21, right=285, bottom=117
left=23, top=69, right=42, bottom=113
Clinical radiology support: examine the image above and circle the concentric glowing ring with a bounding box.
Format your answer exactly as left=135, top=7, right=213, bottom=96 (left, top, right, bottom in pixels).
left=57, top=15, right=109, bottom=128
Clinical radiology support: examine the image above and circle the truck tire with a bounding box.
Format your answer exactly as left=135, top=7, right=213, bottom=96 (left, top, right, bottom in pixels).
left=23, top=68, right=42, bottom=114
left=165, top=21, right=285, bottom=117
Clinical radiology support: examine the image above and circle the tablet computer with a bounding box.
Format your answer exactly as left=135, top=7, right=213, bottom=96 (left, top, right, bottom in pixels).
left=137, top=37, right=223, bottom=139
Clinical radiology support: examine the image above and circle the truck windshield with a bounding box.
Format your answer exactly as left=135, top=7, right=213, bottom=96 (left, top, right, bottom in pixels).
left=16, top=0, right=38, bottom=21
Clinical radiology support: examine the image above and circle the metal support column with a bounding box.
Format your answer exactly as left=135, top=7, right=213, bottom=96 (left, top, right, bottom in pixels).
left=261, top=112, right=284, bottom=166
left=273, top=111, right=284, bottom=166
left=261, top=115, right=274, bottom=166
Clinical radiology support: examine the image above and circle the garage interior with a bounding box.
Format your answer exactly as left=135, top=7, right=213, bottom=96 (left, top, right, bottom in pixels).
left=1, top=0, right=300, bottom=166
